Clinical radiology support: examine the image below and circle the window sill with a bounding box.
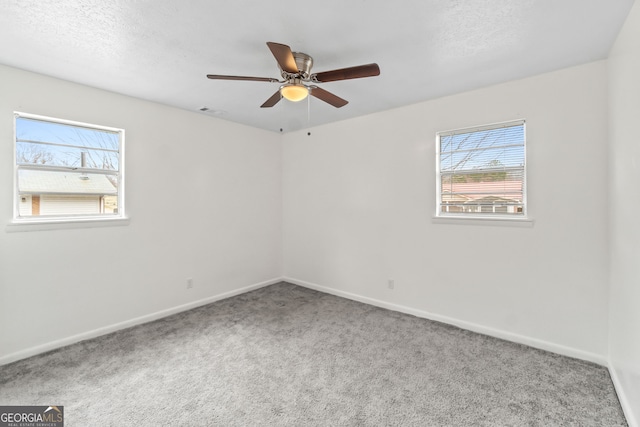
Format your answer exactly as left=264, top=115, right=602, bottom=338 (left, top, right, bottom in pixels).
left=6, top=217, right=130, bottom=232
left=431, top=215, right=534, bottom=228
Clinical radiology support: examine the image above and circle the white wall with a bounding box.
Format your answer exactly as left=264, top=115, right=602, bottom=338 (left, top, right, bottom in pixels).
left=0, top=64, right=283, bottom=363
left=608, top=1, right=640, bottom=424
left=283, top=61, right=610, bottom=363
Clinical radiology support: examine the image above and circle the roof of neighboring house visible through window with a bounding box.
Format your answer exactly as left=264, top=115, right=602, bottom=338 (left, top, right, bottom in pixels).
left=18, top=169, right=117, bottom=195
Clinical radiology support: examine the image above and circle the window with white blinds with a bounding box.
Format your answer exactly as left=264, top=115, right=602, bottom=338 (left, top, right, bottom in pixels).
left=436, top=120, right=526, bottom=218
left=14, top=112, right=125, bottom=222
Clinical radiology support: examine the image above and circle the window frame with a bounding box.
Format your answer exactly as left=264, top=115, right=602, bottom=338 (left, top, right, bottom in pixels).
left=12, top=112, right=126, bottom=226
left=435, top=119, right=528, bottom=222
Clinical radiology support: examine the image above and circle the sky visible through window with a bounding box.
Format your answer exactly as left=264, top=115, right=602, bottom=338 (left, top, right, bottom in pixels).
left=440, top=124, right=524, bottom=173
left=16, top=116, right=119, bottom=172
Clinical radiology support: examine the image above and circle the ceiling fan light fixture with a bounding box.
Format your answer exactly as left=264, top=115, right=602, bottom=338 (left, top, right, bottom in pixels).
left=280, top=83, right=309, bottom=102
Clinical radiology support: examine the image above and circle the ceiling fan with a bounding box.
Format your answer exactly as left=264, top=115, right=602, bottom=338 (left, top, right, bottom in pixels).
left=206, top=42, right=380, bottom=108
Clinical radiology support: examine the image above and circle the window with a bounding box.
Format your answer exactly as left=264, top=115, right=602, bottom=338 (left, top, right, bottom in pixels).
left=436, top=120, right=526, bottom=218
left=14, top=112, right=124, bottom=222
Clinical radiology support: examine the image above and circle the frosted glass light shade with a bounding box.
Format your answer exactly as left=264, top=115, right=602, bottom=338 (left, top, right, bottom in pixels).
left=280, top=84, right=309, bottom=102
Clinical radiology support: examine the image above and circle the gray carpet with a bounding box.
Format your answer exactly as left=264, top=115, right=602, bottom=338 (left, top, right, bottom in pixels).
left=0, top=282, right=627, bottom=426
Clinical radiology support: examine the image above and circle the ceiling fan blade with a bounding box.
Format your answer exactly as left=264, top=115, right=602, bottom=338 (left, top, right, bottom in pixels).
left=309, top=87, right=348, bottom=108
left=207, top=74, right=279, bottom=83
left=266, top=42, right=299, bottom=74
left=311, top=63, right=380, bottom=83
left=260, top=90, right=282, bottom=108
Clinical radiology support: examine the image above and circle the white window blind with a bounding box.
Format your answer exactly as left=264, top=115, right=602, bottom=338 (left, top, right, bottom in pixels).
left=437, top=120, right=526, bottom=217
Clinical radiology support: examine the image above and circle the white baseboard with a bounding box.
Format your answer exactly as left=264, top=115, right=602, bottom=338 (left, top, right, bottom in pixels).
left=608, top=360, right=639, bottom=427
left=0, top=277, right=283, bottom=366
left=0, top=275, right=607, bottom=368
left=284, top=276, right=607, bottom=366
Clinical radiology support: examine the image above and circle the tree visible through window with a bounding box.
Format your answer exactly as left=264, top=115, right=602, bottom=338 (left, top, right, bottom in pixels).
left=436, top=120, right=526, bottom=217
left=14, top=113, right=124, bottom=220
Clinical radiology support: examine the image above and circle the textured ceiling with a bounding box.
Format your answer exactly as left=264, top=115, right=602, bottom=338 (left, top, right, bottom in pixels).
left=0, top=0, right=634, bottom=133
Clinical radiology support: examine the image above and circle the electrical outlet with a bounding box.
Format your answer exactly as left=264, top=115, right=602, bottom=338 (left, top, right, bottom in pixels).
left=186, top=278, right=193, bottom=289
left=388, top=279, right=395, bottom=290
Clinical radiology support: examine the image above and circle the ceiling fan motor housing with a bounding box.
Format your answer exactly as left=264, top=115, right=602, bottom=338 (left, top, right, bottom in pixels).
left=281, top=52, right=313, bottom=80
